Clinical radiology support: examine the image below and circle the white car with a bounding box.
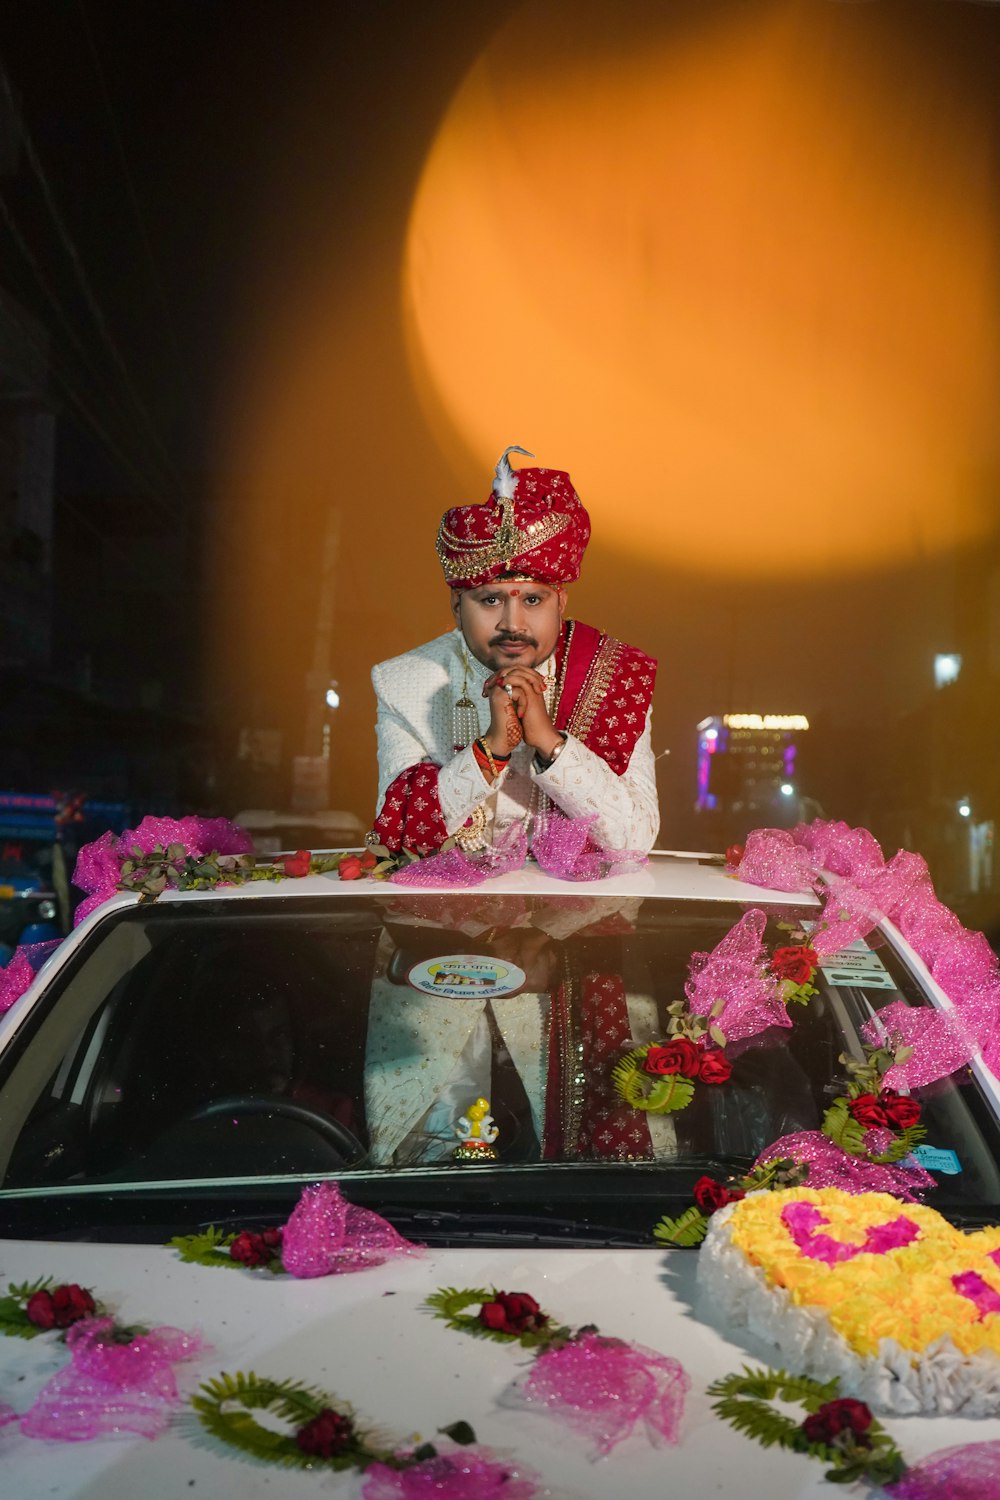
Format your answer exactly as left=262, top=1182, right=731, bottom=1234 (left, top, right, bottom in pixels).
left=1, top=852, right=999, bottom=1498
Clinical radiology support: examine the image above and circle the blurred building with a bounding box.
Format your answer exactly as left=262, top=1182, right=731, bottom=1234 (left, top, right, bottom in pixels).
left=0, top=286, right=56, bottom=669
left=693, top=712, right=813, bottom=847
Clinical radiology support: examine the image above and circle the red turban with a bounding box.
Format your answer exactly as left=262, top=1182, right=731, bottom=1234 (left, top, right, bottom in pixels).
left=436, top=446, right=591, bottom=589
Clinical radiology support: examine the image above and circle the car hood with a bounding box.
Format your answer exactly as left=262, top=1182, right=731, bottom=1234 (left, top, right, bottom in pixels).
left=0, top=1238, right=987, bottom=1499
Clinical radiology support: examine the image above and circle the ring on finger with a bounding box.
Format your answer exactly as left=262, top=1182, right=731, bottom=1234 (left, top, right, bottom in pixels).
left=503, top=682, right=515, bottom=699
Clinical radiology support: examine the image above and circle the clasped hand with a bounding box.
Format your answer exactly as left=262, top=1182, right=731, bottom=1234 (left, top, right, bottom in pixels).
left=481, top=667, right=561, bottom=759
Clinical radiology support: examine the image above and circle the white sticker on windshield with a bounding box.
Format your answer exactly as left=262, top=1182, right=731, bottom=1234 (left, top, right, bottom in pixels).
left=819, top=940, right=897, bottom=992
left=406, top=955, right=527, bottom=999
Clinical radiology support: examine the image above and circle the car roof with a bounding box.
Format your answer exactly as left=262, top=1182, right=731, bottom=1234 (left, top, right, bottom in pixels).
left=81, top=849, right=822, bottom=914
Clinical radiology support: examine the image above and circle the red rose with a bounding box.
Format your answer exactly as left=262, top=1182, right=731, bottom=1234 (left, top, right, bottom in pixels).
left=338, top=855, right=363, bottom=881
left=280, top=849, right=311, bottom=877
left=692, top=1175, right=740, bottom=1213
left=26, top=1283, right=95, bottom=1330
left=359, top=849, right=378, bottom=870
left=879, top=1090, right=921, bottom=1130
left=698, top=1049, right=732, bottom=1084
left=769, top=946, right=819, bottom=985
left=802, top=1398, right=873, bottom=1445
left=478, top=1290, right=549, bottom=1336
left=725, top=844, right=745, bottom=869
left=643, top=1038, right=702, bottom=1078
left=848, top=1093, right=889, bottom=1128
left=296, top=1407, right=355, bottom=1458
left=229, top=1228, right=283, bottom=1268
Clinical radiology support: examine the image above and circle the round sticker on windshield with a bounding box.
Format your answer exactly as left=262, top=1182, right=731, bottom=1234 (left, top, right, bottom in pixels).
left=407, top=955, right=527, bottom=999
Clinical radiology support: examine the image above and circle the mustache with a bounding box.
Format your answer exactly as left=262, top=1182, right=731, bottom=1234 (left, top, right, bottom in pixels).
left=490, top=632, right=537, bottom=647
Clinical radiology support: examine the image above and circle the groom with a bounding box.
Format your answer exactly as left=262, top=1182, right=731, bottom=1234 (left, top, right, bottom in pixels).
left=369, top=446, right=659, bottom=859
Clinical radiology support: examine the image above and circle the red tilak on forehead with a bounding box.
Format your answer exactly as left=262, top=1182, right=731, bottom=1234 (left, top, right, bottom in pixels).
left=509, top=589, right=520, bottom=597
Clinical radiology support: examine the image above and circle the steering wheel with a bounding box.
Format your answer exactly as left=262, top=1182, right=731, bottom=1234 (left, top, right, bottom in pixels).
left=177, top=1094, right=368, bottom=1166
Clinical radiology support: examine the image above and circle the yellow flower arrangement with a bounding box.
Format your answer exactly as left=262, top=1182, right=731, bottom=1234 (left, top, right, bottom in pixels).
left=727, top=1188, right=1000, bottom=1360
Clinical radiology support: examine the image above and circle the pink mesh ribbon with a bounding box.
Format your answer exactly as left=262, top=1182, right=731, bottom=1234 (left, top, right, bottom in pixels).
left=391, top=812, right=646, bottom=889
left=512, top=1331, right=688, bottom=1456
left=756, top=1132, right=936, bottom=1202
left=280, top=1181, right=422, bottom=1278
left=530, top=811, right=647, bottom=882
left=391, top=825, right=528, bottom=888
left=72, top=815, right=254, bottom=925
left=734, top=818, right=1000, bottom=1085
left=685, top=909, right=790, bottom=1042
left=862, top=1002, right=979, bottom=1090
left=887, top=1441, right=1000, bottom=1500
left=361, top=1449, right=541, bottom=1499
left=736, top=828, right=815, bottom=893
left=0, top=939, right=61, bottom=1015
left=18, top=1317, right=201, bottom=1441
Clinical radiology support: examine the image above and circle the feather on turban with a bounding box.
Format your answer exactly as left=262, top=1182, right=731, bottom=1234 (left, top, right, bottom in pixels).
left=436, top=446, right=591, bottom=589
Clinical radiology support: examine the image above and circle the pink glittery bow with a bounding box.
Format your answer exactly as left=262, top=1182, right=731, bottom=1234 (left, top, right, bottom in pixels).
left=756, top=1131, right=936, bottom=1202
left=862, top=1002, right=979, bottom=1090
left=887, top=1440, right=1000, bottom=1499
left=280, top=1180, right=422, bottom=1278
left=0, top=938, right=62, bottom=1016
left=685, top=908, right=790, bottom=1042
left=511, top=1331, right=688, bottom=1457
left=361, top=1448, right=541, bottom=1499
left=72, top=815, right=254, bottom=925
left=735, top=818, right=1000, bottom=1083
left=18, top=1317, right=202, bottom=1441
left=391, top=812, right=646, bottom=889
left=391, top=824, right=528, bottom=888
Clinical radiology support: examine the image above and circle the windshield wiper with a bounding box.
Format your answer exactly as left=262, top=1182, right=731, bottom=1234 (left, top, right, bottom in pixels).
left=378, top=1206, right=655, bottom=1248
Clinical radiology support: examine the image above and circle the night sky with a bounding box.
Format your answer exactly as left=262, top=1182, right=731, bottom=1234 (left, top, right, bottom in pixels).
left=2, top=1, right=999, bottom=871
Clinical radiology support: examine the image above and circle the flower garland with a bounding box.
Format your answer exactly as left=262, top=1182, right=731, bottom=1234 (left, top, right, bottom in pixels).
left=767, top=926, right=820, bottom=1006
left=611, top=906, right=809, bottom=1117
left=732, top=816, right=1000, bottom=1085
left=708, top=1365, right=905, bottom=1487
left=192, top=1371, right=538, bottom=1497
left=820, top=1043, right=925, bottom=1165
left=611, top=1032, right=733, bottom=1114
left=425, top=1287, right=688, bottom=1454
left=0, top=1275, right=201, bottom=1441
left=710, top=1364, right=1000, bottom=1496
left=1, top=1277, right=102, bottom=1339
left=169, top=1224, right=285, bottom=1272
left=169, top=1181, right=420, bottom=1279
left=653, top=1156, right=808, bottom=1247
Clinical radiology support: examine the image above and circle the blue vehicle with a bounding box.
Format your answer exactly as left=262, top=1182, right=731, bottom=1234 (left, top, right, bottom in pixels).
left=0, top=793, right=130, bottom=963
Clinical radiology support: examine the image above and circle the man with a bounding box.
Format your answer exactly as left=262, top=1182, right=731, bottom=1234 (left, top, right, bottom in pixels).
left=369, top=446, right=659, bottom=861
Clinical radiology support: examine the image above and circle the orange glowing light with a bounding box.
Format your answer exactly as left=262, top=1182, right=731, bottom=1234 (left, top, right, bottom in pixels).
left=404, top=0, right=1000, bottom=578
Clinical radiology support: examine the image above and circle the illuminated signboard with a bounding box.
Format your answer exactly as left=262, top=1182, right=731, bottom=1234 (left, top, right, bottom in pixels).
left=722, top=714, right=810, bottom=731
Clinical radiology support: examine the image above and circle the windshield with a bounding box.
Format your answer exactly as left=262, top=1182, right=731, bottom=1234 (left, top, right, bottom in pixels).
left=2, top=890, right=999, bottom=1242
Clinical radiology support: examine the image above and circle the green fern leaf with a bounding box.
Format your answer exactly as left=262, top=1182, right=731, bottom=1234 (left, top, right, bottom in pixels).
left=423, top=1287, right=559, bottom=1347
left=821, top=1097, right=866, bottom=1155
left=611, top=1052, right=696, bottom=1113
left=168, top=1226, right=242, bottom=1268
left=192, top=1370, right=364, bottom=1471
left=653, top=1206, right=709, bottom=1246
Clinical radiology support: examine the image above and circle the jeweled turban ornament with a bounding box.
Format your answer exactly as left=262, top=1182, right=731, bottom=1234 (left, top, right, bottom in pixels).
left=436, top=445, right=591, bottom=590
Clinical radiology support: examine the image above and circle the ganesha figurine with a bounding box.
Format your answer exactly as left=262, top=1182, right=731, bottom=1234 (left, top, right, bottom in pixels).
left=453, top=1096, right=500, bottom=1161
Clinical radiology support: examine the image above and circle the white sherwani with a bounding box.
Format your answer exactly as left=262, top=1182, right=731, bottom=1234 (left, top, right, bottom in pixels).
left=371, top=628, right=659, bottom=853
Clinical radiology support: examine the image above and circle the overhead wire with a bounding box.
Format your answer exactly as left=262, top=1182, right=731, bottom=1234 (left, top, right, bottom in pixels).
left=0, top=293, right=180, bottom=514
left=0, top=188, right=179, bottom=504
left=0, top=50, right=191, bottom=508
left=74, top=0, right=193, bottom=404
